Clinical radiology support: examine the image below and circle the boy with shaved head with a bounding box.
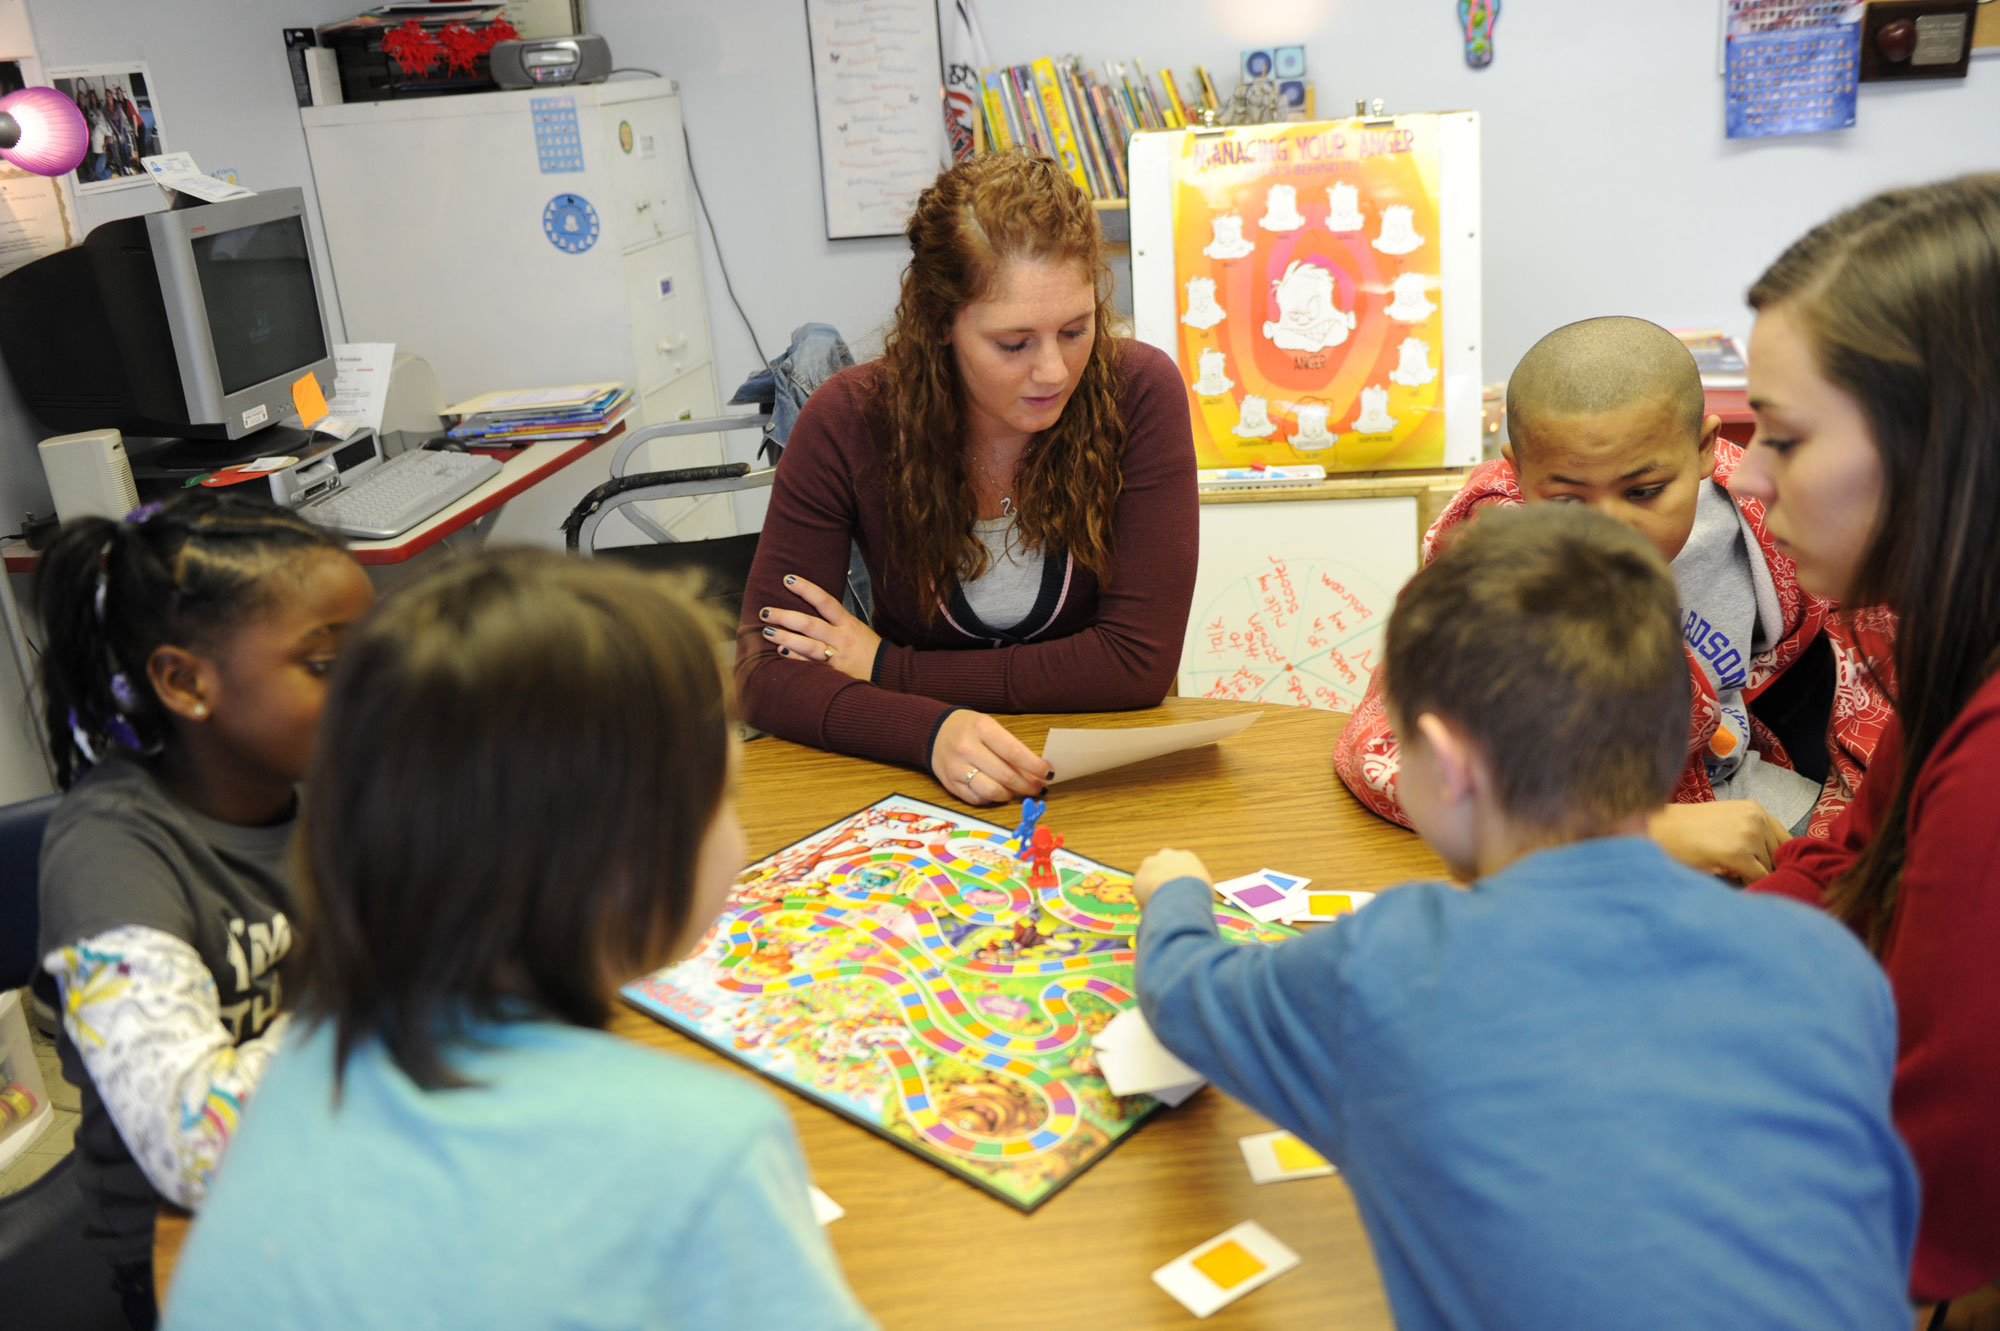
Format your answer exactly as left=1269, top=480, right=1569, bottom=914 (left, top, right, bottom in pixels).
left=1336, top=317, right=1893, bottom=881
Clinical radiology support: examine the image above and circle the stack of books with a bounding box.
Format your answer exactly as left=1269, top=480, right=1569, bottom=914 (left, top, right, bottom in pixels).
left=442, top=383, right=633, bottom=446
left=1672, top=329, right=1749, bottom=391
left=977, top=58, right=1221, bottom=202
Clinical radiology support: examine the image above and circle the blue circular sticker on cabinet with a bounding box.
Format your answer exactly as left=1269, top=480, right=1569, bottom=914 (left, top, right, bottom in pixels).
left=542, top=193, right=600, bottom=254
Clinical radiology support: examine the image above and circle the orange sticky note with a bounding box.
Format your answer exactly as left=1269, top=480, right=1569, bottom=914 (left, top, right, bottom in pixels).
left=291, top=371, right=329, bottom=427
left=1192, top=1239, right=1266, bottom=1289
left=1271, top=1134, right=1330, bottom=1172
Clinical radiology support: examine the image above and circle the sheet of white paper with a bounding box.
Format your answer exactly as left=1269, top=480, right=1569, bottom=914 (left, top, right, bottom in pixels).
left=141, top=153, right=255, bottom=202
left=0, top=170, right=74, bottom=281
left=326, top=342, right=395, bottom=433
left=1094, top=1008, right=1205, bottom=1098
left=808, top=1184, right=844, bottom=1226
left=1043, top=712, right=1258, bottom=783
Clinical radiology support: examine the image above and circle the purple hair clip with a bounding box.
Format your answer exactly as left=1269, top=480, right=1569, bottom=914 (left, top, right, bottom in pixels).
left=109, top=671, right=140, bottom=712
left=122, top=501, right=164, bottom=526
left=65, top=707, right=100, bottom=767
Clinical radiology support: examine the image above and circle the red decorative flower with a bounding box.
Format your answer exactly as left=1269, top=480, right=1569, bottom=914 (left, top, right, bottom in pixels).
left=382, top=20, right=444, bottom=77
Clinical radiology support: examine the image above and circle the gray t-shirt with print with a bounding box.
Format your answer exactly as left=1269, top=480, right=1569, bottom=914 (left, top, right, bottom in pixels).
left=1671, top=480, right=1823, bottom=833
left=35, top=756, right=298, bottom=1268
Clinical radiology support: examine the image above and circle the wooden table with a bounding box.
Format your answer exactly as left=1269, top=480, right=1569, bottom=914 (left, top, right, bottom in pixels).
left=157, top=699, right=1444, bottom=1327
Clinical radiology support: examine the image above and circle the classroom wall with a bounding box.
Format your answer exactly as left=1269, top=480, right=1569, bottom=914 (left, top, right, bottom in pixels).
left=0, top=0, right=355, bottom=799
left=590, top=0, right=2000, bottom=396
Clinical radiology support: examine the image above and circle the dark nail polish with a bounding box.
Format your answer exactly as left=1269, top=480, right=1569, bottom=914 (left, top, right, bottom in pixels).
left=778, top=646, right=790, bottom=656
left=762, top=626, right=776, bottom=638
left=1046, top=770, right=1055, bottom=780
left=784, top=574, right=797, bottom=585
left=759, top=609, right=770, bottom=620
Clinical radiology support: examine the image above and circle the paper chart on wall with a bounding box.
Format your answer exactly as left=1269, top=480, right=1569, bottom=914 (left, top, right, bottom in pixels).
left=802, top=0, right=947, bottom=240
left=1130, top=115, right=1482, bottom=473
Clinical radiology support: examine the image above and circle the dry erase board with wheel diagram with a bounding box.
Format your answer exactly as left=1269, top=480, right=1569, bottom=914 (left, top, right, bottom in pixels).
left=1131, top=113, right=1484, bottom=471
left=1180, top=493, right=1422, bottom=710
left=621, top=794, right=1296, bottom=1211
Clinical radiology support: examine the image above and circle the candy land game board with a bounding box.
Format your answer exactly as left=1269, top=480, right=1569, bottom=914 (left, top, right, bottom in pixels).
left=621, top=795, right=1297, bottom=1211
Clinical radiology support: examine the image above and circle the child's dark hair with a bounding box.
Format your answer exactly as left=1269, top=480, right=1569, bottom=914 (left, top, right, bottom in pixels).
left=1505, top=316, right=1706, bottom=459
left=1384, top=504, right=1690, bottom=835
left=34, top=492, right=349, bottom=787
left=297, top=549, right=732, bottom=1092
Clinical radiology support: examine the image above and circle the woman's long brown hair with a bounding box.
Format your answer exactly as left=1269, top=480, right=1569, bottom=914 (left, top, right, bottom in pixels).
left=874, top=153, right=1125, bottom=621
left=1748, top=172, right=2000, bottom=949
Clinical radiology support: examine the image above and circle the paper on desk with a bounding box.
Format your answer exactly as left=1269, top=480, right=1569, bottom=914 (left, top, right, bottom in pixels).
left=1042, top=712, right=1258, bottom=783
left=326, top=343, right=395, bottom=434
left=1094, top=1008, right=1205, bottom=1105
left=141, top=153, right=255, bottom=203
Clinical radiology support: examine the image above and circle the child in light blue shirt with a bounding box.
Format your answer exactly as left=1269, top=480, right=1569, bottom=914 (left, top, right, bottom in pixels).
left=164, top=551, right=872, bottom=1331
left=1132, top=506, right=1916, bottom=1331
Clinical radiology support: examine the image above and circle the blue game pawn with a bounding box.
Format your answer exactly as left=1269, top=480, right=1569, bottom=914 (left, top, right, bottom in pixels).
left=1012, top=797, right=1045, bottom=858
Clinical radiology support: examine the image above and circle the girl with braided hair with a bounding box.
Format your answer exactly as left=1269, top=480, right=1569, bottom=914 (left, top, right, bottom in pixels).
left=32, top=492, right=371, bottom=1327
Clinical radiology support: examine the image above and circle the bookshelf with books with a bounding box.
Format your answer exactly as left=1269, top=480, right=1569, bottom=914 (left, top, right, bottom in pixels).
left=971, top=55, right=1222, bottom=214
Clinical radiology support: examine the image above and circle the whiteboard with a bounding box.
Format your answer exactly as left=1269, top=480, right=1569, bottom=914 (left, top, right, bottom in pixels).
left=1180, top=496, right=1419, bottom=711
left=801, top=0, right=946, bottom=240
left=1130, top=113, right=1483, bottom=471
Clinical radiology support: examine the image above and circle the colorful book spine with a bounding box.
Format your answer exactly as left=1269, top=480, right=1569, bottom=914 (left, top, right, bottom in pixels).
left=1159, top=68, right=1191, bottom=126
left=1194, top=65, right=1221, bottom=113
left=1011, top=64, right=1049, bottom=155
left=1059, top=60, right=1108, bottom=197
left=1085, top=79, right=1127, bottom=197
left=1031, top=56, right=1092, bottom=193
left=980, top=69, right=1015, bottom=151
left=1132, top=60, right=1175, bottom=128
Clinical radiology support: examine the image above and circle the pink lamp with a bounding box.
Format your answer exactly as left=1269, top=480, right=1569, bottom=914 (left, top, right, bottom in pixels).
left=0, top=86, right=88, bottom=177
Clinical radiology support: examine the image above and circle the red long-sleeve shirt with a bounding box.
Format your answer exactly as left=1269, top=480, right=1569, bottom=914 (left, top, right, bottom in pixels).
left=733, top=339, right=1198, bottom=769
left=1753, top=670, right=2000, bottom=1302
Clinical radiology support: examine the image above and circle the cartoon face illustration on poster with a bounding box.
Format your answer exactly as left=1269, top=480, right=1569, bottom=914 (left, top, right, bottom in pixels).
left=1193, top=347, right=1234, bottom=396
left=1325, top=181, right=1365, bottom=232
left=1183, top=275, right=1226, bottom=329
left=1373, top=203, right=1424, bottom=255
left=1232, top=394, right=1276, bottom=437
left=1386, top=272, right=1437, bottom=323
left=1290, top=402, right=1337, bottom=451
left=1203, top=214, right=1253, bottom=259
left=1353, top=385, right=1397, bottom=434
left=1262, top=261, right=1355, bottom=353
left=1388, top=336, right=1437, bottom=386
left=1258, top=183, right=1306, bottom=232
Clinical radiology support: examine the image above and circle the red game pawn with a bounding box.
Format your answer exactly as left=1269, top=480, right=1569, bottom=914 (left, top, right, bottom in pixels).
left=1026, top=826, right=1064, bottom=889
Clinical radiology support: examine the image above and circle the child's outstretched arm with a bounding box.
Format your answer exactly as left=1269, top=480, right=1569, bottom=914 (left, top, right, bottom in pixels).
left=43, top=926, right=289, bottom=1209
left=1130, top=851, right=1355, bottom=1156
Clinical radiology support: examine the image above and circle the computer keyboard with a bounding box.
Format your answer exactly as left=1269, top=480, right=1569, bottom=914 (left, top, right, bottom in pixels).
left=303, top=448, right=503, bottom=540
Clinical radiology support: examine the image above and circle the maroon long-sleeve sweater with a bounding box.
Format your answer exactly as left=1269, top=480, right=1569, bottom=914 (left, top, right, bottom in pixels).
left=734, top=338, right=1198, bottom=770
left=1753, top=669, right=2000, bottom=1303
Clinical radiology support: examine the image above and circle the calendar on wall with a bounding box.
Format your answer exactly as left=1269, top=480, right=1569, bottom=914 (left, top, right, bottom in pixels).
left=1725, top=23, right=1861, bottom=137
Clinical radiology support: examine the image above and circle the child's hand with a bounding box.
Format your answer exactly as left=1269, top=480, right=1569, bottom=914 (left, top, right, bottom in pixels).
left=1648, top=800, right=1790, bottom=884
left=1132, top=849, right=1213, bottom=907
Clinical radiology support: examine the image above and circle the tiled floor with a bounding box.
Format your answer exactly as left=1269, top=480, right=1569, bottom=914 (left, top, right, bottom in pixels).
left=0, top=991, right=82, bottom=1197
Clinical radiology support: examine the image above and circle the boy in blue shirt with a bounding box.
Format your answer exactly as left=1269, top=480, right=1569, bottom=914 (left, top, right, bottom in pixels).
left=1132, top=505, right=1916, bottom=1331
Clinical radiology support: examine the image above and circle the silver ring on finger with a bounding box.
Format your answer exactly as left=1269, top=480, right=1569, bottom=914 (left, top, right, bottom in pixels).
left=964, top=767, right=980, bottom=790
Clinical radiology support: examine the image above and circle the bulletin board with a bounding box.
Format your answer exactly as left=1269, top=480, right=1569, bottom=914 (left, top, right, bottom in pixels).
left=1180, top=491, right=1428, bottom=710
left=1131, top=114, right=1483, bottom=472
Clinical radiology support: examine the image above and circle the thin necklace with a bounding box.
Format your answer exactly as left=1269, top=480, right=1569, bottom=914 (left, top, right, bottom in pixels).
left=971, top=451, right=1016, bottom=517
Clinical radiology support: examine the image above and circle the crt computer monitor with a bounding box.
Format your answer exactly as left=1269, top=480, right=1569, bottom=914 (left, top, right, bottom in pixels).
left=0, top=187, right=335, bottom=443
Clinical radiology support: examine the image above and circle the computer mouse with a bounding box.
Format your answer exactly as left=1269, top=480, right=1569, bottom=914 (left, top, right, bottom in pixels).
left=423, top=437, right=470, bottom=453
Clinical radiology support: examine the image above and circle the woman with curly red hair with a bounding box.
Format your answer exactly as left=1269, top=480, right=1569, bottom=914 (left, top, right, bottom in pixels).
left=737, top=153, right=1198, bottom=803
